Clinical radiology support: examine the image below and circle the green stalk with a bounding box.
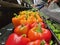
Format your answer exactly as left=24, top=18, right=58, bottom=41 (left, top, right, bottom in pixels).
left=35, top=23, right=42, bottom=33
left=26, top=15, right=28, bottom=20
left=34, top=13, right=37, bottom=19
left=22, top=34, right=26, bottom=37
left=14, top=13, right=18, bottom=18
left=40, top=40, right=45, bottom=45
left=20, top=25, right=25, bottom=30
left=26, top=11, right=28, bottom=20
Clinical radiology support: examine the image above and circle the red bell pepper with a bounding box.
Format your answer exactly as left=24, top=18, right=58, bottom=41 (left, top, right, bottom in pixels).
left=27, top=40, right=49, bottom=45
left=30, top=22, right=38, bottom=29
left=28, top=23, right=51, bottom=42
left=5, top=33, right=30, bottom=45
left=41, top=28, right=51, bottom=43
left=30, top=22, right=46, bottom=29
left=14, top=24, right=30, bottom=35
left=40, top=22, right=46, bottom=28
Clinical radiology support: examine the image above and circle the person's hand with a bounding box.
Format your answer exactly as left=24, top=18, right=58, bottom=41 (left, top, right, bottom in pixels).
left=48, top=0, right=58, bottom=3
left=47, top=0, right=58, bottom=7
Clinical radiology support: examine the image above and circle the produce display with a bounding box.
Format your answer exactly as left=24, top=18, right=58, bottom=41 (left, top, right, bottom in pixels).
left=5, top=10, right=58, bottom=45
left=39, top=12, right=60, bottom=44
left=46, top=19, right=60, bottom=41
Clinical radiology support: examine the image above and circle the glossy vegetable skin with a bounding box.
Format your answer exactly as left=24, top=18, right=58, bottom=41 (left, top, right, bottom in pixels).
left=30, top=22, right=46, bottom=29
left=28, top=25, right=51, bottom=43
left=12, top=16, right=20, bottom=28
left=8, top=11, right=53, bottom=45
left=5, top=33, right=30, bottom=45
left=14, top=24, right=30, bottom=36
left=27, top=40, right=49, bottom=45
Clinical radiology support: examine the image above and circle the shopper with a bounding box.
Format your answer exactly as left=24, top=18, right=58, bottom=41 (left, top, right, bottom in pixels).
left=48, top=0, right=60, bottom=7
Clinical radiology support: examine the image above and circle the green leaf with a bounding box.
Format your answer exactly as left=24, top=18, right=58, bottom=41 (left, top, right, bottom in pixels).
left=14, top=13, right=18, bottom=17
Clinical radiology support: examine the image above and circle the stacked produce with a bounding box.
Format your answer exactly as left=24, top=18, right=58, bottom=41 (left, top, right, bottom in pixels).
left=40, top=12, right=60, bottom=42
left=46, top=19, right=60, bottom=41
left=5, top=11, right=52, bottom=45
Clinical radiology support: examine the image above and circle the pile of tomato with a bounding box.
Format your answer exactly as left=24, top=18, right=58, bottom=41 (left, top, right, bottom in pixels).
left=5, top=11, right=52, bottom=45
